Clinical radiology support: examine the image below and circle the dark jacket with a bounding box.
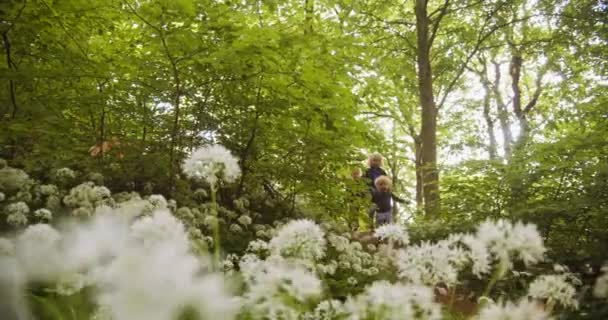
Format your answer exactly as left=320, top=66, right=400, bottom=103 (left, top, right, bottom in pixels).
left=371, top=190, right=409, bottom=213
left=364, top=167, right=387, bottom=188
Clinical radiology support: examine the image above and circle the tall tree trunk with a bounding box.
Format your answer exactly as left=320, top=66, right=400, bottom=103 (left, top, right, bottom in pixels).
left=415, top=0, right=440, bottom=216
left=474, top=61, right=498, bottom=160
left=492, top=61, right=513, bottom=159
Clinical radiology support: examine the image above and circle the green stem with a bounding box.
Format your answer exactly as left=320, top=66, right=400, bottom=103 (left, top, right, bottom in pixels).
left=210, top=185, right=221, bottom=270
left=480, top=262, right=506, bottom=308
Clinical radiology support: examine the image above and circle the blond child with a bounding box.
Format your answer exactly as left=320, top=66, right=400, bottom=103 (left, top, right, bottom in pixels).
left=370, top=175, right=406, bottom=226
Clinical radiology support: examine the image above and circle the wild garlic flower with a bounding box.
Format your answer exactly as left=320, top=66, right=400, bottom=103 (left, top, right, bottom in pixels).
left=269, top=219, right=326, bottom=261
left=302, top=300, right=347, bottom=320
left=183, top=145, right=241, bottom=186
left=246, top=239, right=269, bottom=254
left=15, top=224, right=64, bottom=280
left=474, top=219, right=546, bottom=270
left=345, top=281, right=441, bottom=320
left=593, top=265, right=608, bottom=299
left=374, top=224, right=410, bottom=245
left=0, top=166, right=32, bottom=194
left=328, top=234, right=350, bottom=252
left=241, top=257, right=322, bottom=319
left=147, top=194, right=168, bottom=209
left=237, top=215, right=252, bottom=226
left=229, top=223, right=243, bottom=233
left=130, top=210, right=189, bottom=252
left=7, top=212, right=28, bottom=227
left=64, top=182, right=114, bottom=214
left=396, top=239, right=468, bottom=287
left=38, top=184, right=59, bottom=196
left=476, top=299, right=552, bottom=320
left=528, top=274, right=578, bottom=309
left=34, top=208, right=53, bottom=221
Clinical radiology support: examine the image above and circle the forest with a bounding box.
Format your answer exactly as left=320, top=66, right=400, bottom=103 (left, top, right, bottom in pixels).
left=0, top=0, right=607, bottom=319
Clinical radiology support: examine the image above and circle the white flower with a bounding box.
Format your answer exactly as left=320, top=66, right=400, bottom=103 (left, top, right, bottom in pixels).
left=130, top=210, right=189, bottom=252
left=229, top=223, right=243, bottom=233
left=396, top=239, right=468, bottom=287
left=34, top=208, right=53, bottom=221
left=148, top=194, right=167, bottom=207
left=374, top=224, right=410, bottom=245
left=347, top=276, right=358, bottom=286
left=241, top=257, right=322, bottom=318
left=475, top=219, right=545, bottom=270
left=7, top=212, right=28, bottom=227
left=461, top=234, right=491, bottom=278
left=5, top=201, right=29, bottom=215
left=54, top=167, right=76, bottom=180
left=0, top=191, right=6, bottom=201
left=246, top=239, right=269, bottom=253
left=345, top=281, right=441, bottom=320
left=476, top=299, right=552, bottom=320
left=15, top=224, right=65, bottom=280
left=328, top=234, right=350, bottom=252
left=528, top=274, right=578, bottom=309
left=269, top=219, right=326, bottom=261
left=237, top=215, right=252, bottom=226
left=303, top=300, right=346, bottom=320
left=183, top=145, right=241, bottom=186
left=594, top=265, right=608, bottom=299
left=39, top=184, right=59, bottom=196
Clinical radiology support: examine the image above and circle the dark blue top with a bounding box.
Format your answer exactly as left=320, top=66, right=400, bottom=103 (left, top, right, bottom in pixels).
left=372, top=190, right=393, bottom=212
left=364, top=167, right=387, bottom=188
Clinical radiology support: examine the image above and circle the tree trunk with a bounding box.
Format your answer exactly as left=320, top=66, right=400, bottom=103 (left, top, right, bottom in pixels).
left=492, top=61, right=513, bottom=159
left=475, top=61, right=498, bottom=160
left=415, top=0, right=440, bottom=216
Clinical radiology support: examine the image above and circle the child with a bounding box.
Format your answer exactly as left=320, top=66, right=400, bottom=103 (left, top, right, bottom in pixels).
left=370, top=175, right=404, bottom=226
left=364, top=153, right=388, bottom=190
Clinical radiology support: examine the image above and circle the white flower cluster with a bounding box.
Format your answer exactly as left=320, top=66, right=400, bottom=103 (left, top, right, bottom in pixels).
left=374, top=223, right=410, bottom=245
left=344, top=281, right=441, bottom=320
left=302, top=300, right=347, bottom=320
left=462, top=219, right=546, bottom=278
left=528, top=274, right=579, bottom=309
left=0, top=191, right=5, bottom=202
left=183, top=145, right=241, bottom=186
left=476, top=299, right=552, bottom=320
left=240, top=255, right=322, bottom=319
left=4, top=208, right=238, bottom=320
left=0, top=166, right=32, bottom=194
left=34, top=208, right=53, bottom=221
left=396, top=236, right=468, bottom=287
left=269, top=219, right=326, bottom=261
left=246, top=239, right=269, bottom=254
left=5, top=201, right=30, bottom=227
left=63, top=182, right=114, bottom=216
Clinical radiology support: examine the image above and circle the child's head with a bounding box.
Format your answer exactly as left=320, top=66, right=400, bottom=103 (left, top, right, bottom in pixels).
left=374, top=175, right=392, bottom=192
left=368, top=153, right=383, bottom=168
left=351, top=167, right=362, bottom=179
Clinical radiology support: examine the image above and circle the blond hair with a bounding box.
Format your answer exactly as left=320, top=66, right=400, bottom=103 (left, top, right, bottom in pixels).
left=374, top=175, right=392, bottom=191
left=368, top=153, right=383, bottom=167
